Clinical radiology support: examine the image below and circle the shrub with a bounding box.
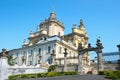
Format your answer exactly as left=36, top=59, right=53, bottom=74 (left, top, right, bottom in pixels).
left=56, top=72, right=65, bottom=76
left=99, top=71, right=107, bottom=75
left=8, top=75, right=20, bottom=80
left=48, top=65, right=57, bottom=72
left=40, top=73, right=47, bottom=77
left=47, top=72, right=57, bottom=77
left=99, top=70, right=120, bottom=79
left=8, top=71, right=77, bottom=80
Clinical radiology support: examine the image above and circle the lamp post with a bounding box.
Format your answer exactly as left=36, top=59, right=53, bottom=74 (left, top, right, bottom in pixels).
left=63, top=48, right=68, bottom=72
left=39, top=55, right=42, bottom=64
left=117, top=44, right=120, bottom=60
left=117, top=44, right=120, bottom=66
left=51, top=50, right=56, bottom=65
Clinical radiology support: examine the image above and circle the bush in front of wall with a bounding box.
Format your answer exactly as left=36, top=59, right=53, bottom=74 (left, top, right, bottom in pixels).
left=64, top=71, right=77, bottom=75
left=8, top=71, right=77, bottom=80
left=47, top=72, right=57, bottom=77
left=99, top=71, right=107, bottom=75
left=99, top=70, right=120, bottom=79
left=48, top=65, right=57, bottom=72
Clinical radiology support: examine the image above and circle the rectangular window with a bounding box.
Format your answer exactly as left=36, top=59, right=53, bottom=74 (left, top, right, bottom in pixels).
left=30, top=50, right=33, bottom=55
left=59, top=47, right=62, bottom=54
left=30, top=61, right=33, bottom=65
left=48, top=46, right=51, bottom=53
left=39, top=48, right=41, bottom=54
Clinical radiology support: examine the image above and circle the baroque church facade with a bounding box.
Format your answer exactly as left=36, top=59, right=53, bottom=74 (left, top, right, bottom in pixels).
left=9, top=11, right=90, bottom=67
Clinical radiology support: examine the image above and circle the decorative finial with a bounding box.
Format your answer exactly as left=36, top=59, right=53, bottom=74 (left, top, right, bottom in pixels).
left=24, top=39, right=26, bottom=42
left=36, top=25, right=40, bottom=31
left=96, top=38, right=103, bottom=49
left=79, top=19, right=85, bottom=30
left=2, top=48, right=6, bottom=53
left=52, top=6, right=54, bottom=13
left=80, top=19, right=83, bottom=26
left=73, top=24, right=76, bottom=28
left=30, top=30, right=32, bottom=34
left=49, top=7, right=56, bottom=20
left=98, top=36, right=101, bottom=40
left=88, top=43, right=92, bottom=48
left=23, top=39, right=27, bottom=45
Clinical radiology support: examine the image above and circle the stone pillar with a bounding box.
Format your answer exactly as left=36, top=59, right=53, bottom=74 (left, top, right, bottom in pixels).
left=96, top=50, right=103, bottom=73
left=77, top=43, right=84, bottom=75
left=63, top=48, right=68, bottom=72
left=78, top=53, right=83, bottom=75
left=19, top=50, right=22, bottom=65
left=96, top=39, right=103, bottom=73
left=0, top=49, right=8, bottom=80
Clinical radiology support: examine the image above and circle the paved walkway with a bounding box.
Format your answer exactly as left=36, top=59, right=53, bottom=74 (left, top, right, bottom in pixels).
left=22, top=75, right=112, bottom=80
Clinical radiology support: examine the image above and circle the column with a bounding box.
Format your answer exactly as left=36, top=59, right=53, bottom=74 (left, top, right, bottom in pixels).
left=78, top=52, right=84, bottom=75
left=77, top=43, right=84, bottom=75
left=19, top=50, right=22, bottom=65
left=33, top=48, right=36, bottom=65
left=26, top=50, right=29, bottom=65
left=97, top=50, right=103, bottom=72
left=63, top=48, right=68, bottom=72
left=96, top=39, right=103, bottom=73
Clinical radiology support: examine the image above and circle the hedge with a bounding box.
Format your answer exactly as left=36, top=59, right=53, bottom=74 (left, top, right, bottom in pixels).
left=8, top=71, right=77, bottom=80
left=99, top=70, right=120, bottom=79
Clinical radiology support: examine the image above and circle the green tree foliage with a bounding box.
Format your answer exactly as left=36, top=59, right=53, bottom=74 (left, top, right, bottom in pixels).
left=7, top=55, right=14, bottom=66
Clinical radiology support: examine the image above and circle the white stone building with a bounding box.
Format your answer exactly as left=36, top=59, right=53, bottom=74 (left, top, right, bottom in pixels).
left=9, top=11, right=90, bottom=67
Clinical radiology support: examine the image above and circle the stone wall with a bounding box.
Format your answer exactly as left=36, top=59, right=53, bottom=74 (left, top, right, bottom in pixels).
left=55, top=64, right=78, bottom=72
left=8, top=68, right=47, bottom=76
left=103, top=63, right=120, bottom=70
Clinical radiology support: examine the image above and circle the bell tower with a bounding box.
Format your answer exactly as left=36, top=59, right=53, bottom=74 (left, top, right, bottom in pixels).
left=25, top=10, right=65, bottom=46
left=39, top=10, right=64, bottom=37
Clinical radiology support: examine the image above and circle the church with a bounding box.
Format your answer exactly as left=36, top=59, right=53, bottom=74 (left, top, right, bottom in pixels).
left=9, top=10, right=90, bottom=67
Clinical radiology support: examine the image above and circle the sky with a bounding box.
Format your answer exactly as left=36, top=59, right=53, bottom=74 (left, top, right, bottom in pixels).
left=0, top=0, right=120, bottom=53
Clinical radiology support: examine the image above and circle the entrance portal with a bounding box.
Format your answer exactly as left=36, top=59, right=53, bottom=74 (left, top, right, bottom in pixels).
left=77, top=39, right=103, bottom=75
